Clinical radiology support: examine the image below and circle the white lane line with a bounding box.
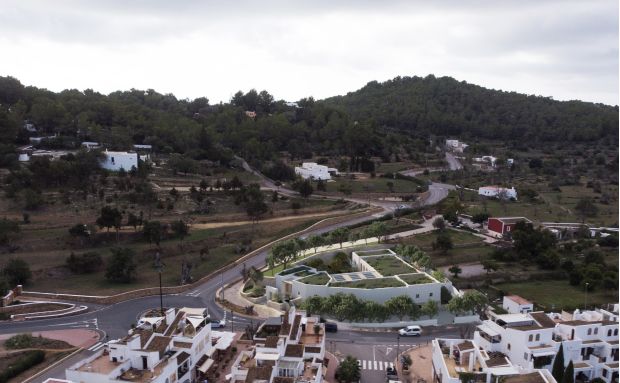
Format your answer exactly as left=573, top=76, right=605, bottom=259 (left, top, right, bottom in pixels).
left=373, top=360, right=377, bottom=370
left=378, top=361, right=383, bottom=370
left=357, top=360, right=361, bottom=367
left=389, top=362, right=394, bottom=369
left=87, top=342, right=102, bottom=351
left=91, top=342, right=106, bottom=352
left=362, top=360, right=367, bottom=370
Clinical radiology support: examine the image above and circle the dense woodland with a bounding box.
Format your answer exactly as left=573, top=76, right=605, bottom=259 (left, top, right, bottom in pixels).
left=324, top=75, right=619, bottom=144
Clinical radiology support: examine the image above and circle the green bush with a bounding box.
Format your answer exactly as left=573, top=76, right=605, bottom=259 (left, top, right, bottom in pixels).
left=0, top=350, right=45, bottom=382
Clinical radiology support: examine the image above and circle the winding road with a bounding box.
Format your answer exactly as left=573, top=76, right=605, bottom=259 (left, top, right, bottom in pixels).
left=2, top=154, right=463, bottom=382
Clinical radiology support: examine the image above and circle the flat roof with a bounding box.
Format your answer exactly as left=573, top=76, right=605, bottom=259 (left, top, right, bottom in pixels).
left=505, top=295, right=532, bottom=306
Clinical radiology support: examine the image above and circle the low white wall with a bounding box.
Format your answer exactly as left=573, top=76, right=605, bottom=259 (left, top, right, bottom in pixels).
left=453, top=314, right=479, bottom=324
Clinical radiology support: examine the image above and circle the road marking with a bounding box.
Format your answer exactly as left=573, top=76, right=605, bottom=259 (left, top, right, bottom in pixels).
left=389, top=362, right=394, bottom=369
left=362, top=360, right=366, bottom=369
left=87, top=342, right=105, bottom=352
left=373, top=360, right=377, bottom=370
left=378, top=361, right=383, bottom=370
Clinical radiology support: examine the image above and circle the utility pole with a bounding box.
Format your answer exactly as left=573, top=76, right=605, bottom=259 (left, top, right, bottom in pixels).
left=584, top=282, right=589, bottom=310
left=397, top=334, right=401, bottom=371
left=231, top=310, right=234, bottom=332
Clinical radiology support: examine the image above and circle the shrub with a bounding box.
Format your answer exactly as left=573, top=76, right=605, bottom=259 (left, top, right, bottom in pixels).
left=66, top=252, right=103, bottom=274
left=0, top=350, right=45, bottom=382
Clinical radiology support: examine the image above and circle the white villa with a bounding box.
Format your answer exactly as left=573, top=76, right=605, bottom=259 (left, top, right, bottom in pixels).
left=230, top=307, right=325, bottom=383
left=502, top=295, right=534, bottom=315
left=294, top=162, right=337, bottom=181
left=478, top=186, right=518, bottom=200
left=445, top=139, right=469, bottom=153
left=432, top=337, right=558, bottom=383
left=101, top=150, right=138, bottom=171
left=65, top=307, right=234, bottom=383
left=473, top=307, right=619, bottom=383
left=274, top=249, right=454, bottom=305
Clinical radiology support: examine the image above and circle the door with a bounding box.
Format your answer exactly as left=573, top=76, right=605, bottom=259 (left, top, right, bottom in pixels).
left=142, top=355, right=148, bottom=369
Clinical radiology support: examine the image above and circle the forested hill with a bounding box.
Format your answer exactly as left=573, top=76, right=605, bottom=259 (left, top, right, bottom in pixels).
left=323, top=75, right=619, bottom=143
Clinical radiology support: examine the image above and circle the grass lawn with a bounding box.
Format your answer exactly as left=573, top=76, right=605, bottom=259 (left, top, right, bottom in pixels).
left=400, top=229, right=484, bottom=250
left=398, top=273, right=434, bottom=285
left=329, top=277, right=406, bottom=289
left=300, top=273, right=330, bottom=285
left=375, top=162, right=416, bottom=174
left=364, top=256, right=415, bottom=276
left=495, top=280, right=619, bottom=311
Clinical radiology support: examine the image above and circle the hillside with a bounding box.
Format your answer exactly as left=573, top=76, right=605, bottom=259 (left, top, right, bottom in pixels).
left=323, top=75, right=619, bottom=143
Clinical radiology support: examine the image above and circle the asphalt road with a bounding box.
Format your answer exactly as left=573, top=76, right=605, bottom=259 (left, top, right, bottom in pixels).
left=1, top=159, right=457, bottom=380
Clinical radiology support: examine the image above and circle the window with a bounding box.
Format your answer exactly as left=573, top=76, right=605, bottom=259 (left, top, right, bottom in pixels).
left=615, top=329, right=618, bottom=336
left=430, top=293, right=433, bottom=297
left=535, top=334, right=540, bottom=341
left=588, top=328, right=592, bottom=335
left=524, top=353, right=529, bottom=360
left=603, top=370, right=608, bottom=377
left=609, top=330, right=612, bottom=337
left=416, top=294, right=419, bottom=298
left=508, top=344, right=511, bottom=350
left=594, top=328, right=598, bottom=335
left=529, top=335, right=533, bottom=342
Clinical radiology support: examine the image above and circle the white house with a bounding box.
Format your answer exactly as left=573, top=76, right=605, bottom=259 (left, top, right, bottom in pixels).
left=445, top=139, right=469, bottom=153
left=294, top=162, right=334, bottom=181
left=502, top=295, right=534, bottom=314
left=473, top=308, right=619, bottom=383
left=81, top=141, right=100, bottom=150
left=231, top=307, right=325, bottom=383
left=474, top=155, right=498, bottom=167
left=478, top=186, right=518, bottom=200
left=64, top=307, right=235, bottom=383
left=275, top=248, right=451, bottom=305
left=101, top=150, right=138, bottom=171
left=432, top=337, right=558, bottom=383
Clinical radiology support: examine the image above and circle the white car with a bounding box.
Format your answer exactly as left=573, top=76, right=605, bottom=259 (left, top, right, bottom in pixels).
left=398, top=325, right=422, bottom=336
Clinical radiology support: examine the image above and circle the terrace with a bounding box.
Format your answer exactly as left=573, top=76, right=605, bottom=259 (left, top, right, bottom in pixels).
left=398, top=273, right=435, bottom=285
left=299, top=272, right=330, bottom=285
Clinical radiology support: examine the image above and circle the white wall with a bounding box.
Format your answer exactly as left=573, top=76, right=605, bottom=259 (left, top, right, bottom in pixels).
left=101, top=151, right=138, bottom=171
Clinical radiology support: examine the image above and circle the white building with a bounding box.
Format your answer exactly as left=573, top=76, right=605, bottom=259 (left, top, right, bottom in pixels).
left=81, top=141, right=101, bottom=150
left=432, top=337, right=558, bottom=383
left=474, top=156, right=498, bottom=167
left=230, top=307, right=325, bottom=383
left=101, top=150, right=138, bottom=171
left=65, top=307, right=233, bottom=383
left=503, top=295, right=534, bottom=314
left=294, top=162, right=336, bottom=181
left=473, top=308, right=619, bottom=383
left=274, top=248, right=453, bottom=305
left=445, top=139, right=469, bottom=153
left=478, top=186, right=518, bottom=200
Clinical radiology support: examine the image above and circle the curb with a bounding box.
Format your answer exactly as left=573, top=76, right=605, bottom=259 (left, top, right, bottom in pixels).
left=22, top=347, right=83, bottom=383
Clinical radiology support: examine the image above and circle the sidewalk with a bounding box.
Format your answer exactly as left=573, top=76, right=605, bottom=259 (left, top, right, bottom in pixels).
left=221, top=280, right=282, bottom=318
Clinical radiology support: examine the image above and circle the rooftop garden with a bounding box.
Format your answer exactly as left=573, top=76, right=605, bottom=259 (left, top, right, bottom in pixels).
left=329, top=277, right=406, bottom=289
left=398, top=273, right=434, bottom=285
left=364, top=255, right=414, bottom=276
left=299, top=272, right=331, bottom=285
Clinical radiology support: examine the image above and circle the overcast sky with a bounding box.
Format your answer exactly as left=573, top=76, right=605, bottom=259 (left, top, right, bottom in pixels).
left=0, top=0, right=617, bottom=105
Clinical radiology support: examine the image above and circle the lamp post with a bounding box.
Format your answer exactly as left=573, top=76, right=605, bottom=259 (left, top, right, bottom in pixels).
left=155, top=252, right=164, bottom=316
left=584, top=282, right=589, bottom=310
left=397, top=334, right=401, bottom=370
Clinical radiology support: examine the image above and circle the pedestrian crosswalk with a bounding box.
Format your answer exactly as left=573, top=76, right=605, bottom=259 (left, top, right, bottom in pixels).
left=87, top=342, right=106, bottom=352
left=356, top=360, right=394, bottom=371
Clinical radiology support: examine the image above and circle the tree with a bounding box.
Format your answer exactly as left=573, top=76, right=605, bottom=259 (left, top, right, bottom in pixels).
left=271, top=240, right=299, bottom=270
left=422, top=300, right=439, bottom=318
left=307, top=235, right=325, bottom=253
left=432, top=217, right=446, bottom=231
left=3, top=258, right=31, bottom=286
left=329, top=227, right=350, bottom=248
left=385, top=295, right=414, bottom=321
left=552, top=343, right=565, bottom=383
left=336, top=355, right=361, bottom=383
left=303, top=295, right=323, bottom=317
left=240, top=184, right=268, bottom=223
left=294, top=179, right=314, bottom=199
left=105, top=248, right=137, bottom=283
left=386, top=181, right=394, bottom=193
left=248, top=266, right=263, bottom=286
left=562, top=361, right=574, bottom=383
left=142, top=221, right=164, bottom=246
left=171, top=220, right=189, bottom=240
left=434, top=231, right=453, bottom=254
left=367, top=221, right=387, bottom=243
left=126, top=212, right=142, bottom=231
left=471, top=212, right=490, bottom=224
left=481, top=260, right=498, bottom=276
left=96, top=206, right=122, bottom=238
left=575, top=198, right=598, bottom=221
left=448, top=265, right=462, bottom=278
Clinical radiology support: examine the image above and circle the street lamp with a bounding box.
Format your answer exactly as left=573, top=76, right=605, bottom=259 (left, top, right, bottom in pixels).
left=155, top=253, right=164, bottom=316
left=584, top=282, right=589, bottom=310
left=396, top=334, right=401, bottom=370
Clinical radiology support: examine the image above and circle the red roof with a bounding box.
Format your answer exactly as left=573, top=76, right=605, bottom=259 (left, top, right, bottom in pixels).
left=505, top=295, right=532, bottom=305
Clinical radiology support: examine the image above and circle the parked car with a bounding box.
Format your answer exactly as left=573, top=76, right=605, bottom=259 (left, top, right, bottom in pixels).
left=324, top=322, right=338, bottom=332
left=398, top=325, right=422, bottom=336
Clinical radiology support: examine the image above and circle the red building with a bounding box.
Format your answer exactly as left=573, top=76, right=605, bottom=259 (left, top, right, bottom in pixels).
left=487, top=217, right=532, bottom=236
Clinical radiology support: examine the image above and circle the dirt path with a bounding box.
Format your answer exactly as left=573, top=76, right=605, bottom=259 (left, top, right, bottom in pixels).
left=190, top=210, right=349, bottom=230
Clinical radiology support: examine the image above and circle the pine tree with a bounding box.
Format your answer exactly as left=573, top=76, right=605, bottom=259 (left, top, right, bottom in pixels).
left=552, top=343, right=565, bottom=383
left=561, top=360, right=574, bottom=383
